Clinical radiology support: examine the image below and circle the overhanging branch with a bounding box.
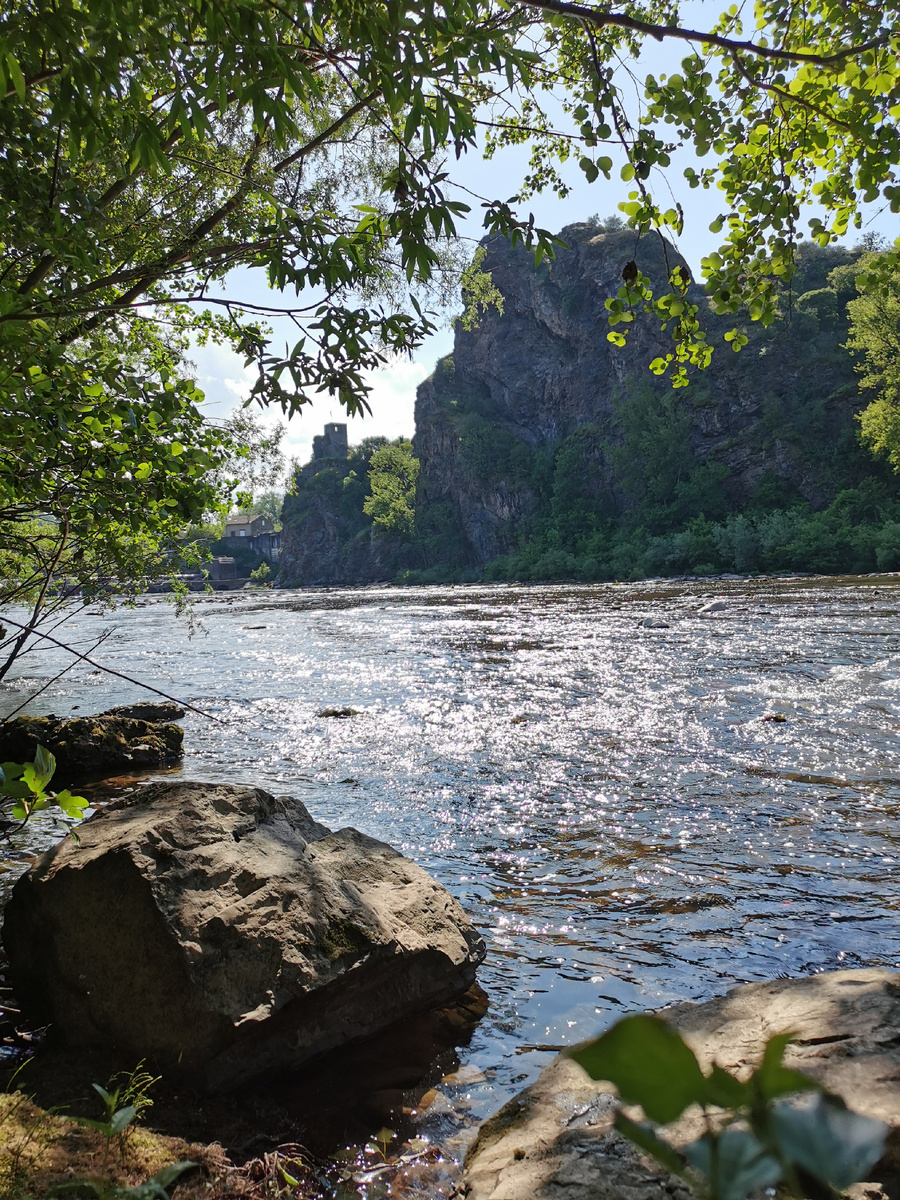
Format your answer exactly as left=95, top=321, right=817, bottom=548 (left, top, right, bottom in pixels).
left=511, top=0, right=890, bottom=66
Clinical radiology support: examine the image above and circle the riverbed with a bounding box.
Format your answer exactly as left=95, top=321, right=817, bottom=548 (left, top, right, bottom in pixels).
left=1, top=576, right=899, bottom=1179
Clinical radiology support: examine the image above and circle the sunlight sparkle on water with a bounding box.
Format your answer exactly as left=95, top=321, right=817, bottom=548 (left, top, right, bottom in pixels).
left=0, top=577, right=898, bottom=1141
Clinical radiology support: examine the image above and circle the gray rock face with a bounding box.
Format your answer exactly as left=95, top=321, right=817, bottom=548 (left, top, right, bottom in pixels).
left=276, top=492, right=409, bottom=587
left=461, top=969, right=900, bottom=1200
left=413, top=223, right=862, bottom=566
left=278, top=224, right=865, bottom=582
left=3, top=781, right=486, bottom=1089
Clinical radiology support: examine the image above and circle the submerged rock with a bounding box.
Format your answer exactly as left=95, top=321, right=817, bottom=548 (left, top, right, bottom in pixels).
left=0, top=706, right=183, bottom=777
left=461, top=969, right=900, bottom=1200
left=3, top=781, right=486, bottom=1090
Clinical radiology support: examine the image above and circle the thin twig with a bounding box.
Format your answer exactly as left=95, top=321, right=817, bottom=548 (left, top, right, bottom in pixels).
left=0, top=616, right=222, bottom=722
left=0, top=629, right=114, bottom=723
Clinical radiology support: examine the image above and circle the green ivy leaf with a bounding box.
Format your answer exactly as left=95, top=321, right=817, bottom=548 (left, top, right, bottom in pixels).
left=568, top=1015, right=709, bottom=1124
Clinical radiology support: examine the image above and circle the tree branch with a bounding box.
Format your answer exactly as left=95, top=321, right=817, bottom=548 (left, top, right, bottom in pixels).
left=59, top=138, right=267, bottom=344
left=0, top=615, right=222, bottom=722
left=727, top=50, right=855, bottom=134
left=511, top=0, right=890, bottom=66
left=272, top=88, right=381, bottom=174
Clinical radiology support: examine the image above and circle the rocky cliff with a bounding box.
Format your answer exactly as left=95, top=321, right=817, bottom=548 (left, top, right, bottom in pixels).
left=413, top=221, right=866, bottom=567
left=279, top=221, right=895, bottom=584
left=278, top=435, right=414, bottom=586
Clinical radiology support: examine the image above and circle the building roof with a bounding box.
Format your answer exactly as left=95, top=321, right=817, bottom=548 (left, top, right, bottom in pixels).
left=224, top=513, right=258, bottom=526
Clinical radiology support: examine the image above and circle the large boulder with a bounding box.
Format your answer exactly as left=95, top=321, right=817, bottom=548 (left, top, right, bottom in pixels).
left=3, top=781, right=486, bottom=1089
left=461, top=969, right=900, bottom=1200
left=0, top=704, right=184, bottom=777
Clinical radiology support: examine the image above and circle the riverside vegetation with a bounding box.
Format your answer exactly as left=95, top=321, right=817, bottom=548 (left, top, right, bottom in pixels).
left=4, top=0, right=900, bottom=1193
left=279, top=225, right=900, bottom=587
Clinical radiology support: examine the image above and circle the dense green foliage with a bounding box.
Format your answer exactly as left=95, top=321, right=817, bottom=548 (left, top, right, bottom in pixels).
left=363, top=440, right=419, bottom=537
left=284, top=436, right=418, bottom=539
left=483, top=481, right=900, bottom=583
left=849, top=253, right=900, bottom=469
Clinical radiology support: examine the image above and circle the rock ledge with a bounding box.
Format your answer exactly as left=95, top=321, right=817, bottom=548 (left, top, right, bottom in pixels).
left=0, top=703, right=184, bottom=777
left=461, top=969, right=900, bottom=1200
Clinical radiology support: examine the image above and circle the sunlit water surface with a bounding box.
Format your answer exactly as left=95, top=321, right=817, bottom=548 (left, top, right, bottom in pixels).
left=2, top=577, right=899, bottom=1175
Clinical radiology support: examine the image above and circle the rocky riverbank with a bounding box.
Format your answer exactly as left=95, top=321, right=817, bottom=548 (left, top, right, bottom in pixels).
left=461, top=968, right=900, bottom=1200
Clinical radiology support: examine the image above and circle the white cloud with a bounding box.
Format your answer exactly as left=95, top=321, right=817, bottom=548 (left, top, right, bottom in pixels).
left=190, top=327, right=455, bottom=476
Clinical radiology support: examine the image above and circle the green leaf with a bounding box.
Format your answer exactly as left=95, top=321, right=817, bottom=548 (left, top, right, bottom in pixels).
left=72, top=1117, right=115, bottom=1136
left=148, top=1161, right=197, bottom=1188
left=770, top=1096, right=887, bottom=1189
left=568, top=1015, right=709, bottom=1124
left=110, top=1105, right=138, bottom=1134
left=684, top=1130, right=782, bottom=1200
left=34, top=745, right=56, bottom=783
left=703, top=1064, right=749, bottom=1109
left=754, top=1033, right=821, bottom=1101
left=21, top=765, right=44, bottom=795
left=54, top=790, right=89, bottom=818
left=5, top=52, right=26, bottom=100
left=579, top=156, right=599, bottom=183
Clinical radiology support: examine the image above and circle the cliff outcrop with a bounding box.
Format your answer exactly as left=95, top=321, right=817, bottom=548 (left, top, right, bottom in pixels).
left=413, top=222, right=865, bottom=566
left=277, top=432, right=414, bottom=586
left=279, top=221, right=893, bottom=584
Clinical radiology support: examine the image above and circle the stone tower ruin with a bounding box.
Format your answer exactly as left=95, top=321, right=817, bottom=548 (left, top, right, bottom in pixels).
left=312, top=423, right=349, bottom=460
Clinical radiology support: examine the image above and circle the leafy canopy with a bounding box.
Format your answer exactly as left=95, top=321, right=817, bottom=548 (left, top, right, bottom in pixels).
left=848, top=253, right=900, bottom=469
left=2, top=0, right=900, bottom=656
left=5, top=0, right=899, bottom=407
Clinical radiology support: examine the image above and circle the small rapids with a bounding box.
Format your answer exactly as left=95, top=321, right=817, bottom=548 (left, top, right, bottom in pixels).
left=1, top=575, right=899, bottom=1193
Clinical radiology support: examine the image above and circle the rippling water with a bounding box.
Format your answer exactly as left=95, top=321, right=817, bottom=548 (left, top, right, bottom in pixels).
left=2, top=576, right=899, bottom=1164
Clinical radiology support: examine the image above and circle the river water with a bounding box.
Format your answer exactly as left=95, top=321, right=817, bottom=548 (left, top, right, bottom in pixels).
left=1, top=577, right=899, bottom=1177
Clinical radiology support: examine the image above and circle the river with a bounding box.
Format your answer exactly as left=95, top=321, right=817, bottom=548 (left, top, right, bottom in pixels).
left=1, top=576, right=899, bottom=1184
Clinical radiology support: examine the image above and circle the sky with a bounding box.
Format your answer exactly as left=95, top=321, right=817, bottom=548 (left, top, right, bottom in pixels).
left=189, top=26, right=900, bottom=485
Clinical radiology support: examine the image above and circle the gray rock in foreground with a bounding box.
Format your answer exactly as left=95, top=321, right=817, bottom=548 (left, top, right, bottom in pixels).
left=3, top=781, right=486, bottom=1089
left=461, top=969, right=900, bottom=1200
